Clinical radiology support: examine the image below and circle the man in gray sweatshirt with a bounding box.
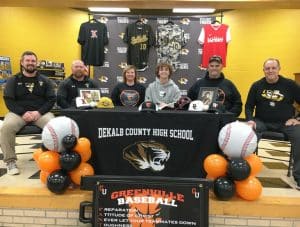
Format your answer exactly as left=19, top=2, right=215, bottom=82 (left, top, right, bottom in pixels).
left=145, top=63, right=181, bottom=109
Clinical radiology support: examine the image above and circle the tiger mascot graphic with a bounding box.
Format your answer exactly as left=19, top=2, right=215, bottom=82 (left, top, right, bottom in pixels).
left=123, top=141, right=170, bottom=172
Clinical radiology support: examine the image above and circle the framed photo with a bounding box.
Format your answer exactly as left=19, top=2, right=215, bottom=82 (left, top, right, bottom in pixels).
left=198, top=87, right=218, bottom=106
left=78, top=88, right=101, bottom=106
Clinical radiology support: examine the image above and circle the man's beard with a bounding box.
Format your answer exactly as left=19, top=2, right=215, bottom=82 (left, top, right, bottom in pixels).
left=73, top=72, right=84, bottom=79
left=23, top=65, right=37, bottom=74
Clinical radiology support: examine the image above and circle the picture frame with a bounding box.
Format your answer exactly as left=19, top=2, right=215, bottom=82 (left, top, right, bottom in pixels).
left=77, top=88, right=101, bottom=107
left=198, top=87, right=218, bottom=106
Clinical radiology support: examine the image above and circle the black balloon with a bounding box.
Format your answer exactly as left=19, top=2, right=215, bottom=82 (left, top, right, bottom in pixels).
left=213, top=177, right=235, bottom=200
left=60, top=151, right=81, bottom=171
left=228, top=158, right=251, bottom=181
left=62, top=134, right=78, bottom=150
left=47, top=170, right=70, bottom=194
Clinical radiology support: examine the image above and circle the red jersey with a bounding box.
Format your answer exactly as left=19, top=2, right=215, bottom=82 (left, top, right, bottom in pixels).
left=198, top=24, right=231, bottom=67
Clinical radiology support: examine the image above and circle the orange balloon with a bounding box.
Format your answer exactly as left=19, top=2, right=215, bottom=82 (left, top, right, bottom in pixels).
left=74, top=137, right=92, bottom=162
left=235, top=176, right=262, bottom=201
left=69, top=162, right=94, bottom=185
left=38, top=151, right=61, bottom=173
left=33, top=148, right=44, bottom=163
left=40, top=170, right=50, bottom=184
left=204, top=154, right=227, bottom=178
left=244, top=154, right=263, bottom=176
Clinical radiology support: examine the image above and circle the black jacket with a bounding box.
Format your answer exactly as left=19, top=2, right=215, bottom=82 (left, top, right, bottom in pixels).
left=57, top=75, right=99, bottom=109
left=187, top=72, right=242, bottom=116
left=245, top=75, right=300, bottom=123
left=4, top=72, right=56, bottom=116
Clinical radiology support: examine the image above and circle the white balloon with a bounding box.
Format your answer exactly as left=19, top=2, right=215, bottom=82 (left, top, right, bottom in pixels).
left=218, top=121, right=257, bottom=158
left=42, top=116, right=79, bottom=152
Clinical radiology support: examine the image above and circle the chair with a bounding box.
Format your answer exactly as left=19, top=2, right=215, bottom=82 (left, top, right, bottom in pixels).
left=256, top=131, right=293, bottom=177
left=16, top=124, right=42, bottom=135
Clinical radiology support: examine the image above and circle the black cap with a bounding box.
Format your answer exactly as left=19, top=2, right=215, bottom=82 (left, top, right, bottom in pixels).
left=209, top=55, right=223, bottom=64
left=138, top=101, right=158, bottom=112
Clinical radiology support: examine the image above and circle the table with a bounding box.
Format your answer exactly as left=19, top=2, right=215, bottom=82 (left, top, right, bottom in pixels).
left=60, top=108, right=235, bottom=178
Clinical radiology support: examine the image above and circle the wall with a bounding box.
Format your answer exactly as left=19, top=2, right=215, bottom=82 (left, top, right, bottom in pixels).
left=0, top=7, right=87, bottom=116
left=0, top=8, right=300, bottom=117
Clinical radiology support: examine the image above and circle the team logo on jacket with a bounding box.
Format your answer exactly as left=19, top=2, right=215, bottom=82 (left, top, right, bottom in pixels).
left=261, top=89, right=284, bottom=101
left=98, top=75, right=108, bottom=83
left=159, top=91, right=166, bottom=98
left=25, top=83, right=35, bottom=93
left=123, top=141, right=170, bottom=172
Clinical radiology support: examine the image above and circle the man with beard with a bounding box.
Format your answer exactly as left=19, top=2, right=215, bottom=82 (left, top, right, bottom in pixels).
left=1, top=51, right=56, bottom=175
left=57, top=60, right=99, bottom=108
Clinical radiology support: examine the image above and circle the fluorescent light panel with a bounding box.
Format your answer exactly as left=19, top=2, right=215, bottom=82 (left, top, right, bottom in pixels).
left=173, top=8, right=215, bottom=13
left=88, top=7, right=130, bottom=12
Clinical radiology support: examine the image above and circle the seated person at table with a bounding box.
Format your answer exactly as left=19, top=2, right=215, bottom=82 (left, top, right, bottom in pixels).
left=245, top=58, right=300, bottom=189
left=187, top=55, right=242, bottom=116
left=145, top=62, right=181, bottom=109
left=111, top=65, right=145, bottom=106
left=0, top=51, right=56, bottom=175
left=57, top=60, right=99, bottom=108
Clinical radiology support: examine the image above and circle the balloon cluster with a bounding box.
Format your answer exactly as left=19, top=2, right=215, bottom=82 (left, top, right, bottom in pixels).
left=204, top=154, right=263, bottom=201
left=33, top=134, right=94, bottom=194
left=204, top=121, right=263, bottom=201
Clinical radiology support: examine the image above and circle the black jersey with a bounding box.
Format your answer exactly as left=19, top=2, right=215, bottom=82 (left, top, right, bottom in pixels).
left=123, top=22, right=155, bottom=71
left=78, top=21, right=108, bottom=66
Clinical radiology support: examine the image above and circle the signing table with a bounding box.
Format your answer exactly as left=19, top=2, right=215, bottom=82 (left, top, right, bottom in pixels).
left=60, top=108, right=235, bottom=178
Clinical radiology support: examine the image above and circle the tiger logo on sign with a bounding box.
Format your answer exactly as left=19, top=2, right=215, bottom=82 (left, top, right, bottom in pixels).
left=123, top=141, right=170, bottom=172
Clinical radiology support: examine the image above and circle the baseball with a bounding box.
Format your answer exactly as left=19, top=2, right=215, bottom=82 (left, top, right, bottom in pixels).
left=218, top=121, right=257, bottom=158
left=42, top=116, right=80, bottom=152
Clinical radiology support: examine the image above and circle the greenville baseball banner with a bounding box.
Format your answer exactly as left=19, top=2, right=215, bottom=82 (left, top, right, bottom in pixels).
left=80, top=176, right=210, bottom=227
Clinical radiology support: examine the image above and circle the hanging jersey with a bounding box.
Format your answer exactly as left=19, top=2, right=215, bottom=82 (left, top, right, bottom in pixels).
left=77, top=21, right=108, bottom=66
left=198, top=24, right=231, bottom=67
left=156, top=23, right=186, bottom=71
left=123, top=22, right=155, bottom=71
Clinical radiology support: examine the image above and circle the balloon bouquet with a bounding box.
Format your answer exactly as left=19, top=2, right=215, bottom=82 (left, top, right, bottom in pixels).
left=204, top=121, right=263, bottom=201
left=32, top=116, right=94, bottom=194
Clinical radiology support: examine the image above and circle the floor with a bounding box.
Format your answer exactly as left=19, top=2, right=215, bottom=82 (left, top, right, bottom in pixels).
left=0, top=135, right=300, bottom=198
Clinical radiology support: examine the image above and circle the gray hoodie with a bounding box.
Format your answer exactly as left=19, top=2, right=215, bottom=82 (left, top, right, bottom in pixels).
left=145, top=78, right=181, bottom=105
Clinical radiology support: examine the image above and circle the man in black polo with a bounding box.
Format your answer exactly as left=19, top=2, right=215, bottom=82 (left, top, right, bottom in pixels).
left=1, top=51, right=56, bottom=175
left=57, top=60, right=99, bottom=108
left=245, top=58, right=300, bottom=189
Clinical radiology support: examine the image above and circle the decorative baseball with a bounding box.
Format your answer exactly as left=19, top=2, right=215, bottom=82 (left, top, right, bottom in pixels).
left=42, top=116, right=80, bottom=152
left=218, top=121, right=257, bottom=158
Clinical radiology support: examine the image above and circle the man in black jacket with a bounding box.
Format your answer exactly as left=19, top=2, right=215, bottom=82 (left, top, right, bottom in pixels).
left=0, top=51, right=56, bottom=175
left=56, top=60, right=99, bottom=108
left=187, top=55, right=242, bottom=117
left=245, top=58, right=300, bottom=189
